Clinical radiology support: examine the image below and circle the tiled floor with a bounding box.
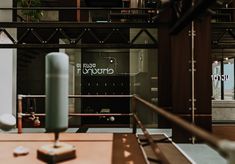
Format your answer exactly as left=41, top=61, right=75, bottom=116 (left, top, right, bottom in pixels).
left=177, top=144, right=226, bottom=164
left=0, top=128, right=227, bottom=164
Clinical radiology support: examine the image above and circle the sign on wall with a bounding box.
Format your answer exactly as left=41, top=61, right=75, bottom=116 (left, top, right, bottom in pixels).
left=211, top=74, right=229, bottom=81
left=76, top=63, right=114, bottom=76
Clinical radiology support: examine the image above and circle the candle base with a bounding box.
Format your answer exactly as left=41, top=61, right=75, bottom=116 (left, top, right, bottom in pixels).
left=37, top=142, right=76, bottom=163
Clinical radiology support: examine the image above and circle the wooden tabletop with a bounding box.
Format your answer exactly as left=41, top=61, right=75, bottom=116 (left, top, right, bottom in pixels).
left=0, top=133, right=147, bottom=164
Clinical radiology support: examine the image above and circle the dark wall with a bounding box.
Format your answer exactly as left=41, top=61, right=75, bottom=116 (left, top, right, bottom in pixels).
left=59, top=0, right=77, bottom=21
left=17, top=50, right=46, bottom=128
left=17, top=48, right=57, bottom=128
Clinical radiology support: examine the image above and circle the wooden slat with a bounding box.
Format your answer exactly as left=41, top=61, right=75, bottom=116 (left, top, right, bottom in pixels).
left=139, top=134, right=192, bottom=164
left=112, top=133, right=147, bottom=164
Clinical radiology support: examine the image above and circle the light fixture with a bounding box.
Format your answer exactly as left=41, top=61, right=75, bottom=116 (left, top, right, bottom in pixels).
left=109, top=58, right=114, bottom=63
left=159, top=0, right=171, bottom=4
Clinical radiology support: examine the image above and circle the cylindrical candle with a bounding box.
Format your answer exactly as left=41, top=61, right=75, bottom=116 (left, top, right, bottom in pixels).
left=45, top=52, right=69, bottom=132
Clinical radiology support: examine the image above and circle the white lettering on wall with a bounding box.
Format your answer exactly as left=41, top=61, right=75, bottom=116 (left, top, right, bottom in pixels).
left=76, top=63, right=114, bottom=75
left=211, top=74, right=229, bottom=81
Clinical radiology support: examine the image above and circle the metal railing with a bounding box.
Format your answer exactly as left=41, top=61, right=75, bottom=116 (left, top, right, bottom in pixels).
left=0, top=7, right=159, bottom=49
left=0, top=7, right=159, bottom=23
left=17, top=94, right=133, bottom=133
left=17, top=94, right=235, bottom=164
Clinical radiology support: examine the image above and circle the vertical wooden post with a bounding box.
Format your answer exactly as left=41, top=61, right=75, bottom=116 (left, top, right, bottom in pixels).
left=171, top=14, right=212, bottom=143
left=17, top=95, right=23, bottom=134
left=132, top=96, right=137, bottom=134
left=77, top=0, right=80, bottom=21
left=158, top=7, right=172, bottom=128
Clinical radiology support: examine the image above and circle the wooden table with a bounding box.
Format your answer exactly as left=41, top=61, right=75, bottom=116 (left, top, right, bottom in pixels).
left=0, top=133, right=147, bottom=164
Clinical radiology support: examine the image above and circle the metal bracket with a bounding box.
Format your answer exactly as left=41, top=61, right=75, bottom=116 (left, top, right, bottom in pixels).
left=188, top=60, right=196, bottom=63
left=188, top=30, right=196, bottom=36
left=17, top=113, right=23, bottom=118
left=189, top=136, right=196, bottom=144
left=189, top=69, right=196, bottom=72
left=189, top=99, right=196, bottom=102
left=189, top=107, right=196, bottom=111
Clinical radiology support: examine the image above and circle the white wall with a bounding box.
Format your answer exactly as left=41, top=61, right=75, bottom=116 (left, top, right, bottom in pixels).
left=0, top=1, right=12, bottom=22
left=212, top=100, right=235, bottom=121
left=0, top=48, right=16, bottom=115
left=0, top=1, right=17, bottom=115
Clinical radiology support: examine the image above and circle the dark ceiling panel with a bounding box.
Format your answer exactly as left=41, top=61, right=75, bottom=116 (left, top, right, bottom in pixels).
left=41, top=0, right=58, bottom=6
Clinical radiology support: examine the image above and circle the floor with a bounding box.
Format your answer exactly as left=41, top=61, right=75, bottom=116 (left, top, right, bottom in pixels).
left=0, top=128, right=227, bottom=164
left=86, top=128, right=226, bottom=164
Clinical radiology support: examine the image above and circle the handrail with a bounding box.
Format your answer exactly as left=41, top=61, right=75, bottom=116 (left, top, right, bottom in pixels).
left=18, top=94, right=133, bottom=98
left=0, top=7, right=158, bottom=11
left=21, top=113, right=132, bottom=117
left=133, top=95, right=235, bottom=164
left=212, top=8, right=235, bottom=10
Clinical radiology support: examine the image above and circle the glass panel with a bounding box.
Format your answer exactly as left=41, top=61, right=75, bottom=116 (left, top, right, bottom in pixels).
left=80, top=49, right=130, bottom=125
left=224, top=58, right=234, bottom=100
left=60, top=48, right=81, bottom=126
left=130, top=27, right=158, bottom=127
left=212, top=60, right=221, bottom=100
left=130, top=48, right=158, bottom=126
left=212, top=58, right=235, bottom=100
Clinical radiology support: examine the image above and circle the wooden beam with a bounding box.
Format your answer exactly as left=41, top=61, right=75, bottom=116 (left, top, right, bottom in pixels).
left=77, top=0, right=80, bottom=21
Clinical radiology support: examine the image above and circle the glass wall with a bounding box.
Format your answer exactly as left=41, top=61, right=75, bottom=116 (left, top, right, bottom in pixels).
left=212, top=60, right=221, bottom=99
left=65, top=47, right=158, bottom=127
left=212, top=58, right=234, bottom=100
left=224, top=58, right=234, bottom=100
left=212, top=56, right=235, bottom=123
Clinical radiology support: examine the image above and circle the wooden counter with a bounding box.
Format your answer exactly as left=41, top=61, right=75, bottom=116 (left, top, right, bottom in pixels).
left=0, top=133, right=147, bottom=164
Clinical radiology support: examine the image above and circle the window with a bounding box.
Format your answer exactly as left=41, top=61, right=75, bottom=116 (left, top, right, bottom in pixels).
left=212, top=58, right=234, bottom=100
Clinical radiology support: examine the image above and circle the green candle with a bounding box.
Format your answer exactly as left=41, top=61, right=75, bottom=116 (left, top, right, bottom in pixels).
left=45, top=52, right=69, bottom=132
